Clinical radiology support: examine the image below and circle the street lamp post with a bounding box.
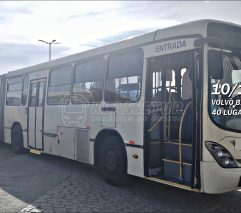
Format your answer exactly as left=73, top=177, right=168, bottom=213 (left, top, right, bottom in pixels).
left=38, top=39, right=60, bottom=61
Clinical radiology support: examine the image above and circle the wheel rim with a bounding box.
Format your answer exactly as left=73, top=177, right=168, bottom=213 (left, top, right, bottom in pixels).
left=104, top=150, right=120, bottom=174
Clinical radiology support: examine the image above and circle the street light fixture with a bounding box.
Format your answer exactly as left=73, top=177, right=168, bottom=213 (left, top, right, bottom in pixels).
left=38, top=39, right=60, bottom=61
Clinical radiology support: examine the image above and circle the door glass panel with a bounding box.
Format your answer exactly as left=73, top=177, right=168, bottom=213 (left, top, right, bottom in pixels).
left=30, top=82, right=38, bottom=106
left=38, top=81, right=45, bottom=106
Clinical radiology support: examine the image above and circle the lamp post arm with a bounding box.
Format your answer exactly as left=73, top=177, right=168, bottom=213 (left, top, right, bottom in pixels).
left=38, top=39, right=59, bottom=61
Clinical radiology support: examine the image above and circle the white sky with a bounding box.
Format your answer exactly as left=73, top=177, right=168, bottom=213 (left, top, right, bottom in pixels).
left=0, top=1, right=241, bottom=74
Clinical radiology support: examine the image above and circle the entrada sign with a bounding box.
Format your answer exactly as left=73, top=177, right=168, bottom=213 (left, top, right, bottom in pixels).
left=143, top=37, right=197, bottom=58
left=156, top=40, right=187, bottom=53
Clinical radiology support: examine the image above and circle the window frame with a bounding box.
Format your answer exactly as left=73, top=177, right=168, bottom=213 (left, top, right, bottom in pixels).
left=104, top=48, right=144, bottom=103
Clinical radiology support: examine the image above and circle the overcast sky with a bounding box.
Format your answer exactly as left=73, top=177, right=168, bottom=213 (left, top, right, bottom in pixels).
left=0, top=1, right=241, bottom=74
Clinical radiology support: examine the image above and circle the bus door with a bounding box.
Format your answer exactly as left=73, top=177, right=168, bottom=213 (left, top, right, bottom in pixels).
left=28, top=79, right=46, bottom=149
left=145, top=50, right=197, bottom=186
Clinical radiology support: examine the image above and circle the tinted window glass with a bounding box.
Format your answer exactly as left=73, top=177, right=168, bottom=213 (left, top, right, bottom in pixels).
left=207, top=23, right=241, bottom=49
left=105, top=49, right=143, bottom=102
left=50, top=66, right=72, bottom=86
left=8, top=76, right=22, bottom=84
left=6, top=76, right=23, bottom=106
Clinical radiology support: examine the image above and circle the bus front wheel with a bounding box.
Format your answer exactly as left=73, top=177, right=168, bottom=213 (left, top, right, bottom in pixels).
left=11, top=124, right=25, bottom=154
left=99, top=135, right=130, bottom=186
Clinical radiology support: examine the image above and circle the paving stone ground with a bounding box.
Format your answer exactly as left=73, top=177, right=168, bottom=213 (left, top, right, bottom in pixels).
left=0, top=143, right=241, bottom=212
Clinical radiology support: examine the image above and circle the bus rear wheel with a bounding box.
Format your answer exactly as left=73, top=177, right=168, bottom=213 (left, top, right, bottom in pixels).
left=99, top=135, right=130, bottom=186
left=11, top=124, right=25, bottom=154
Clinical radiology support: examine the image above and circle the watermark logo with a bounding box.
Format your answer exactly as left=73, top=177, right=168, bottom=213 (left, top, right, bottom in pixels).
left=59, top=94, right=89, bottom=127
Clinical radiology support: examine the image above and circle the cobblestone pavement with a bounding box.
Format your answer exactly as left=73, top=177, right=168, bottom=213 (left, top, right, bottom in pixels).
left=19, top=171, right=241, bottom=213
left=1, top=143, right=241, bottom=212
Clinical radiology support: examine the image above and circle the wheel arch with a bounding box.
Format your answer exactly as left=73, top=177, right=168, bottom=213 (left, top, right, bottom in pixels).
left=94, top=128, right=127, bottom=167
left=11, top=121, right=26, bottom=154
left=11, top=122, right=23, bottom=144
left=11, top=121, right=22, bottom=130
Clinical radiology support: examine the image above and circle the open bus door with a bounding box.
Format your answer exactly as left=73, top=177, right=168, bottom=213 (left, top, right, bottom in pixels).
left=145, top=50, right=200, bottom=189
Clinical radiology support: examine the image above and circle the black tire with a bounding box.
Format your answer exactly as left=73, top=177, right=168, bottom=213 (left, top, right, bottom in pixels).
left=98, top=135, right=130, bottom=186
left=11, top=124, right=25, bottom=154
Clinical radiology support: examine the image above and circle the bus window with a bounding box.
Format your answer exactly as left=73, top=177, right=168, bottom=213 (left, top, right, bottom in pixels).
left=47, top=65, right=72, bottom=105
left=105, top=49, right=143, bottom=102
left=72, top=58, right=104, bottom=103
left=6, top=76, right=23, bottom=106
left=22, top=74, right=29, bottom=105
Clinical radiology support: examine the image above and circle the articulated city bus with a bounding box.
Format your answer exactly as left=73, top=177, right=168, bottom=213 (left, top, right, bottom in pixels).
left=0, top=19, right=241, bottom=194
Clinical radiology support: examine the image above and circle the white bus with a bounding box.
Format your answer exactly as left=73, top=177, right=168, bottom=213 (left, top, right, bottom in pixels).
left=1, top=19, right=241, bottom=194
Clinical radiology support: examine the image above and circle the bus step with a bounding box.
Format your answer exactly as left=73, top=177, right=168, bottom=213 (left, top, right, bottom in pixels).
left=164, top=141, right=192, bottom=162
left=163, top=158, right=192, bottom=182
left=30, top=149, right=42, bottom=155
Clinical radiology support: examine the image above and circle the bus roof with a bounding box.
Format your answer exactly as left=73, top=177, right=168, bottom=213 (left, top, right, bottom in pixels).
left=7, top=19, right=241, bottom=77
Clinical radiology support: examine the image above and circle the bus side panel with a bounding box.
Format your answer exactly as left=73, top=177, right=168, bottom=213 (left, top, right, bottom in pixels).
left=115, top=104, right=145, bottom=178
left=44, top=105, right=64, bottom=156
left=126, top=146, right=144, bottom=177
